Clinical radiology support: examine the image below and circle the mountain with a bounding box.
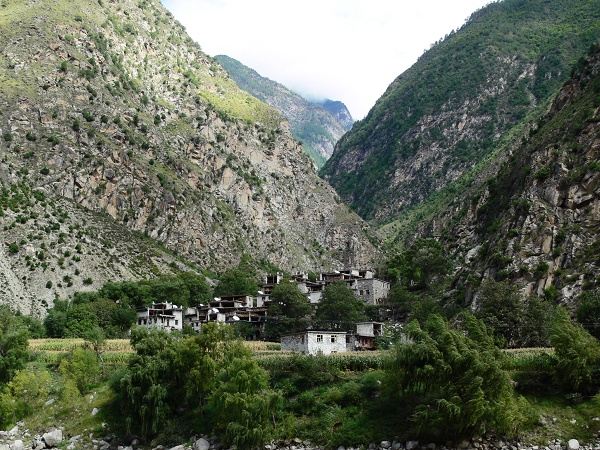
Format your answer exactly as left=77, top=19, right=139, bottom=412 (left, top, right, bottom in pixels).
left=316, top=99, right=354, bottom=131
left=321, top=0, right=600, bottom=224
left=0, top=0, right=377, bottom=315
left=215, top=55, right=353, bottom=168
left=388, top=43, right=600, bottom=309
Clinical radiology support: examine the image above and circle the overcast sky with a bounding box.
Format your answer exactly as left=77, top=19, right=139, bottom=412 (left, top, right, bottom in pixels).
left=160, top=0, right=493, bottom=120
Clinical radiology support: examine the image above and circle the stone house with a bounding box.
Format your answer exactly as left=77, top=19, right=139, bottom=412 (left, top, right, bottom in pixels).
left=281, top=330, right=349, bottom=355
left=354, top=322, right=384, bottom=350
left=320, top=270, right=390, bottom=305
left=136, top=302, right=184, bottom=332
left=282, top=322, right=385, bottom=354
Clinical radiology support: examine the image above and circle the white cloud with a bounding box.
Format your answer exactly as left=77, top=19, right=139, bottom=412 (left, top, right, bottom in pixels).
left=161, top=0, right=492, bottom=119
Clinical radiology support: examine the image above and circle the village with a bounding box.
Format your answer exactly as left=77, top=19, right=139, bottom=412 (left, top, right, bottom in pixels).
left=136, top=269, right=390, bottom=355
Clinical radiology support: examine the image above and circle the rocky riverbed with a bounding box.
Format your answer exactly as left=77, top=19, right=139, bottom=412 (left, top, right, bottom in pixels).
left=1, top=424, right=599, bottom=450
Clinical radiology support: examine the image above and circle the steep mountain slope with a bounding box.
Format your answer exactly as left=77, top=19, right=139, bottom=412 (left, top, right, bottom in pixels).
left=321, top=0, right=600, bottom=223
left=0, top=0, right=377, bottom=314
left=401, top=44, right=600, bottom=307
left=215, top=55, right=353, bottom=168
left=449, top=43, right=600, bottom=304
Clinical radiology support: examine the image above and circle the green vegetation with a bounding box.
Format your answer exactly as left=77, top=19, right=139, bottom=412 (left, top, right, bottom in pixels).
left=265, top=281, right=312, bottom=339
left=44, top=272, right=211, bottom=338
left=386, top=315, right=526, bottom=440
left=321, top=0, right=600, bottom=221
left=214, top=256, right=259, bottom=297
left=215, top=54, right=350, bottom=168
left=0, top=300, right=598, bottom=448
left=314, top=281, right=366, bottom=331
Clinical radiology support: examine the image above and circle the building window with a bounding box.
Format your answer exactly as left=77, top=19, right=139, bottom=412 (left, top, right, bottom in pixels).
left=175, top=320, right=178, bottom=325
left=366, top=289, right=370, bottom=295
left=359, top=290, right=364, bottom=295
left=316, top=334, right=323, bottom=343
left=330, top=335, right=337, bottom=343
left=301, top=335, right=305, bottom=344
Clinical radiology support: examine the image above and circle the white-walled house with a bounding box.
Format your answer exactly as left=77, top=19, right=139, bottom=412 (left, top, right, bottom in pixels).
left=136, top=302, right=184, bottom=332
left=281, top=331, right=349, bottom=355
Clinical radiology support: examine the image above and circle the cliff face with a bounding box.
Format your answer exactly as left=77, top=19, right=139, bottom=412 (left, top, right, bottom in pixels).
left=321, top=0, right=600, bottom=224
left=420, top=45, right=600, bottom=306
left=0, top=0, right=378, bottom=315
left=215, top=55, right=353, bottom=168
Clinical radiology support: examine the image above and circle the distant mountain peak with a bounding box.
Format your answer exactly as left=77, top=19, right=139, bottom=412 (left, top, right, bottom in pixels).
left=215, top=55, right=351, bottom=168
left=314, top=99, right=354, bottom=131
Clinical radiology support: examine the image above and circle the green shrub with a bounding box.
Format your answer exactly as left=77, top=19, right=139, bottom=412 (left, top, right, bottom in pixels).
left=3, top=133, right=11, bottom=142
left=550, top=307, right=600, bottom=393
left=576, top=289, right=600, bottom=338
left=0, top=369, right=52, bottom=428
left=59, top=347, right=100, bottom=394
left=385, top=315, right=526, bottom=440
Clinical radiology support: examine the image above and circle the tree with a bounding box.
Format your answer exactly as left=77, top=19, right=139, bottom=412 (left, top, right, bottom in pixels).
left=314, top=281, right=365, bottom=331
left=265, top=281, right=312, bottom=339
left=64, top=303, right=98, bottom=338
left=205, top=346, right=281, bottom=449
left=43, top=299, right=68, bottom=338
left=111, top=323, right=254, bottom=436
left=214, top=268, right=258, bottom=297
left=215, top=256, right=259, bottom=297
left=520, top=295, right=555, bottom=347
left=576, top=289, right=600, bottom=339
left=383, top=284, right=418, bottom=321
left=385, top=314, right=526, bottom=440
left=476, top=279, right=523, bottom=347
left=0, top=369, right=51, bottom=427
left=550, top=307, right=600, bottom=394
left=83, top=325, right=106, bottom=359
left=387, top=239, right=448, bottom=289
left=0, top=307, right=30, bottom=384
left=178, top=272, right=212, bottom=306
left=59, top=348, right=101, bottom=394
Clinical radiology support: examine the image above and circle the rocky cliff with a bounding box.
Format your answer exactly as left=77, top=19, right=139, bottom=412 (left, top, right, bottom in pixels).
left=321, top=0, right=600, bottom=224
left=215, top=55, right=353, bottom=168
left=409, top=44, right=600, bottom=307
left=0, top=0, right=377, bottom=315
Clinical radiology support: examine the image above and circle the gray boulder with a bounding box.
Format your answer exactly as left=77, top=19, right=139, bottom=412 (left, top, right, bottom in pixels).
left=567, top=439, right=579, bottom=450
left=42, top=430, right=63, bottom=448
left=11, top=440, right=24, bottom=450
left=406, top=442, right=419, bottom=450
left=193, top=438, right=210, bottom=450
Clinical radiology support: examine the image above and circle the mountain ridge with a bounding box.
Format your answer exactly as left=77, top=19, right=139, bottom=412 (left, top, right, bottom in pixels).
left=0, top=0, right=377, bottom=314
left=215, top=54, right=353, bottom=168
left=321, top=0, right=600, bottom=224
